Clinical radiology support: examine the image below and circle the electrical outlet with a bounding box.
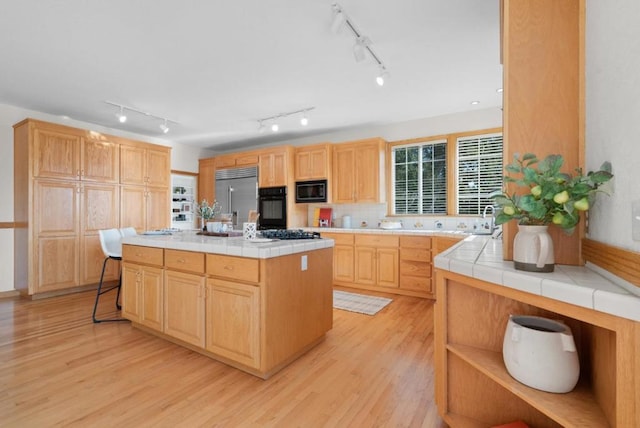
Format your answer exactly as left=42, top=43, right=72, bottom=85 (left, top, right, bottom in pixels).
left=434, top=219, right=443, bottom=230
left=301, top=255, right=308, bottom=271
left=633, top=200, right=640, bottom=241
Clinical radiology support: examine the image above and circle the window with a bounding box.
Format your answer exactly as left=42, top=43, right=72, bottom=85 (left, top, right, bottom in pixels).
left=392, top=140, right=447, bottom=214
left=456, top=133, right=503, bottom=215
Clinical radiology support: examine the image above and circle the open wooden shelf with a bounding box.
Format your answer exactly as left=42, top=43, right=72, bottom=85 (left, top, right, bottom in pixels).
left=448, top=343, right=610, bottom=427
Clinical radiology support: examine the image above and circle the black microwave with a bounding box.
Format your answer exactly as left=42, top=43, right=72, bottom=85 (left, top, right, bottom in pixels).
left=295, top=180, right=327, bottom=203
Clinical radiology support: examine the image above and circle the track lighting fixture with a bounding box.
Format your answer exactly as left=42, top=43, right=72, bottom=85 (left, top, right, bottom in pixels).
left=116, top=106, right=127, bottom=123
left=105, top=101, right=178, bottom=135
left=257, top=107, right=314, bottom=133
left=331, top=3, right=389, bottom=87
left=160, top=119, right=170, bottom=134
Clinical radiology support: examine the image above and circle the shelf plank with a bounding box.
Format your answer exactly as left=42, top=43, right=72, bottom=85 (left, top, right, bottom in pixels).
left=447, top=344, right=610, bottom=428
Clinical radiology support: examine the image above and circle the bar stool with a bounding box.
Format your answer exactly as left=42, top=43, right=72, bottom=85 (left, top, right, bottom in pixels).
left=92, top=228, right=128, bottom=323
left=120, top=227, right=137, bottom=238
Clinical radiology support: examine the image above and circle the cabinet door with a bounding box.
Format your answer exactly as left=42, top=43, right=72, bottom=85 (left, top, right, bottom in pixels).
left=33, top=127, right=80, bottom=180
left=377, top=248, right=399, bottom=288
left=81, top=139, right=119, bottom=183
left=81, top=234, right=119, bottom=286
left=141, top=266, right=164, bottom=331
left=36, top=236, right=79, bottom=292
left=34, top=180, right=79, bottom=237
left=334, top=245, right=354, bottom=283
left=355, top=246, right=376, bottom=285
left=354, top=143, right=380, bottom=203
left=259, top=152, right=287, bottom=188
left=120, top=145, right=146, bottom=185
left=164, top=270, right=205, bottom=347
left=332, top=147, right=355, bottom=203
left=146, top=186, right=170, bottom=231
left=120, top=185, right=146, bottom=232
left=122, top=263, right=141, bottom=322
left=205, top=278, right=260, bottom=369
left=146, top=148, right=170, bottom=187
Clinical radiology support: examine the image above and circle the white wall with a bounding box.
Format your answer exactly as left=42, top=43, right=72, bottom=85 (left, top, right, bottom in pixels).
left=585, top=0, right=640, bottom=252
left=0, top=103, right=215, bottom=292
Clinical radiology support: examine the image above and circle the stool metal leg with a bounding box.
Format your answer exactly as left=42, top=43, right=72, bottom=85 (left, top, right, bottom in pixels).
left=92, top=256, right=127, bottom=323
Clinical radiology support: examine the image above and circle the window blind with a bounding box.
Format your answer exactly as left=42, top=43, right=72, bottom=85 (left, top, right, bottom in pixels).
left=456, top=133, right=503, bottom=215
left=392, top=140, right=447, bottom=214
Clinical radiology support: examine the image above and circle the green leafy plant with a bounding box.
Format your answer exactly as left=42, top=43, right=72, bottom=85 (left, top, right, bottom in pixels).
left=195, top=199, right=221, bottom=220
left=491, top=153, right=613, bottom=234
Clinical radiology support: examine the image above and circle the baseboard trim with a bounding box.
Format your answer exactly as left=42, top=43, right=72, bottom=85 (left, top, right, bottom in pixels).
left=0, top=290, right=21, bottom=299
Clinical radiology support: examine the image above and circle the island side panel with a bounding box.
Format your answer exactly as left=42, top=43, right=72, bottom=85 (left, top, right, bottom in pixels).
left=262, top=247, right=333, bottom=372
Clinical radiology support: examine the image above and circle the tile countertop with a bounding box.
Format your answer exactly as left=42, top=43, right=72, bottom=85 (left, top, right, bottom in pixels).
left=434, top=235, right=640, bottom=322
left=303, top=227, right=471, bottom=237
left=122, top=232, right=334, bottom=259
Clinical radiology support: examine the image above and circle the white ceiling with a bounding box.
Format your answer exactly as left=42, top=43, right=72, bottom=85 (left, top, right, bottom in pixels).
left=0, top=0, right=503, bottom=151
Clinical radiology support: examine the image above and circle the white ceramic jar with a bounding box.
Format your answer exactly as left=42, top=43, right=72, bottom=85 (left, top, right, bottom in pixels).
left=502, top=315, right=580, bottom=393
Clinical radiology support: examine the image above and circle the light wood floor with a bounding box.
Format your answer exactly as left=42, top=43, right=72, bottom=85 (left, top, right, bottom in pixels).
left=0, top=288, right=446, bottom=427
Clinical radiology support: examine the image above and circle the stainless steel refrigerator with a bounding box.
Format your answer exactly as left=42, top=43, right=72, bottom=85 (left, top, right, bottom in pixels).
left=214, top=166, right=258, bottom=228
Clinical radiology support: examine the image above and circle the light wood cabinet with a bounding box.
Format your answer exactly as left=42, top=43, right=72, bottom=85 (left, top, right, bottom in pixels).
left=259, top=148, right=290, bottom=188
left=121, top=262, right=164, bottom=331
left=13, top=118, right=170, bottom=296
left=434, top=266, right=639, bottom=427
left=164, top=270, right=206, bottom=347
left=120, top=144, right=170, bottom=187
left=323, top=233, right=355, bottom=283
left=294, top=143, right=330, bottom=180
left=399, top=236, right=433, bottom=298
left=332, top=138, right=384, bottom=203
left=206, top=278, right=260, bottom=369
left=214, top=152, right=259, bottom=169
left=354, top=235, right=399, bottom=289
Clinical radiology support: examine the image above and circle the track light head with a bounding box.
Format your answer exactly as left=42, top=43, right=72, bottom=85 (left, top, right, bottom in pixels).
left=353, top=36, right=370, bottom=62
left=271, top=123, right=279, bottom=132
left=160, top=119, right=170, bottom=134
left=116, top=106, right=127, bottom=123
left=376, top=67, right=389, bottom=86
left=300, top=113, right=308, bottom=126
left=331, top=4, right=345, bottom=34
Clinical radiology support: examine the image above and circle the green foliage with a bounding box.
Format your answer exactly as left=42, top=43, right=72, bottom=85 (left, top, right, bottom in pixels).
left=491, top=153, right=613, bottom=234
left=196, top=199, right=221, bottom=220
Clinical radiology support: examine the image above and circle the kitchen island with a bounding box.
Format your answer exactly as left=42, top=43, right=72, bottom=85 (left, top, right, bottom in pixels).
left=433, top=235, right=640, bottom=427
left=120, top=233, right=334, bottom=379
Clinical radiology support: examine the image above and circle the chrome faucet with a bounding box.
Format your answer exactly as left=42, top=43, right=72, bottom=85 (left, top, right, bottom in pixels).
left=481, top=205, right=496, bottom=233
left=483, top=205, right=495, bottom=219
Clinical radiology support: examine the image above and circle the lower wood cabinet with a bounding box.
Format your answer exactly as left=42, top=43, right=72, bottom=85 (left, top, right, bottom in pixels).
left=121, top=263, right=164, bottom=331
left=399, top=236, right=433, bottom=297
left=354, top=235, right=399, bottom=288
left=164, top=270, right=205, bottom=347
left=205, top=278, right=260, bottom=369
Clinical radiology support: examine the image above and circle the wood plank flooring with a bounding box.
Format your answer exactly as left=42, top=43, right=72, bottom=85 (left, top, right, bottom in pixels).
left=0, top=289, right=446, bottom=427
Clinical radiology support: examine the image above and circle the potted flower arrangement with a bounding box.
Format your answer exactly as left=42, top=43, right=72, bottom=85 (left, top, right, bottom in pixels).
left=491, top=153, right=613, bottom=272
left=195, top=199, right=221, bottom=231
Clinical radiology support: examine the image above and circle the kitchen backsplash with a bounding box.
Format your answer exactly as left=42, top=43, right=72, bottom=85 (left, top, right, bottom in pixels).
left=305, top=203, right=494, bottom=232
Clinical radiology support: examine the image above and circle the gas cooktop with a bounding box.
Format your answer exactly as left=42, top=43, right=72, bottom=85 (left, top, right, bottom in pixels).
left=259, top=229, right=322, bottom=240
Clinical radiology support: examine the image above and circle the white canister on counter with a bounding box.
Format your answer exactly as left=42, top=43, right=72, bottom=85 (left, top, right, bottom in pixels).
left=342, top=215, right=351, bottom=229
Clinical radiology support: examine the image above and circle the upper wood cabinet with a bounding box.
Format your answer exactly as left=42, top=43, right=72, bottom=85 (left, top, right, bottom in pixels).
left=120, top=144, right=170, bottom=187
left=259, top=147, right=291, bottom=188
left=214, top=152, right=259, bottom=169
left=332, top=138, right=385, bottom=203
left=31, top=121, right=119, bottom=182
left=294, top=143, right=331, bottom=181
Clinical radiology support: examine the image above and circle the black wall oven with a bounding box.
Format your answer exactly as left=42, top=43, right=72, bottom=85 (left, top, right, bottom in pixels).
left=258, top=186, right=287, bottom=230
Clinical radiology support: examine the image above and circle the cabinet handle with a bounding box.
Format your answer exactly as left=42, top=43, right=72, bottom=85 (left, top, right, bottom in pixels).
left=80, top=169, right=85, bottom=177
left=177, top=258, right=185, bottom=263
left=76, top=169, right=81, bottom=177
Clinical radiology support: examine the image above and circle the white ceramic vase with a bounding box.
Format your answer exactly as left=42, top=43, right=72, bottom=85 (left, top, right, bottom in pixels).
left=513, top=224, right=555, bottom=272
left=502, top=315, right=580, bottom=393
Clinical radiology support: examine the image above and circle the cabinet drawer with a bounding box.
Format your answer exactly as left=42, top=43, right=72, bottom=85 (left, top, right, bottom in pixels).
left=165, top=249, right=205, bottom=274
left=401, top=247, right=431, bottom=263
left=400, top=236, right=431, bottom=249
left=206, top=254, right=260, bottom=283
left=399, top=275, right=433, bottom=293
left=323, top=232, right=354, bottom=245
left=355, top=234, right=399, bottom=247
left=123, top=245, right=163, bottom=267
left=400, top=260, right=432, bottom=277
